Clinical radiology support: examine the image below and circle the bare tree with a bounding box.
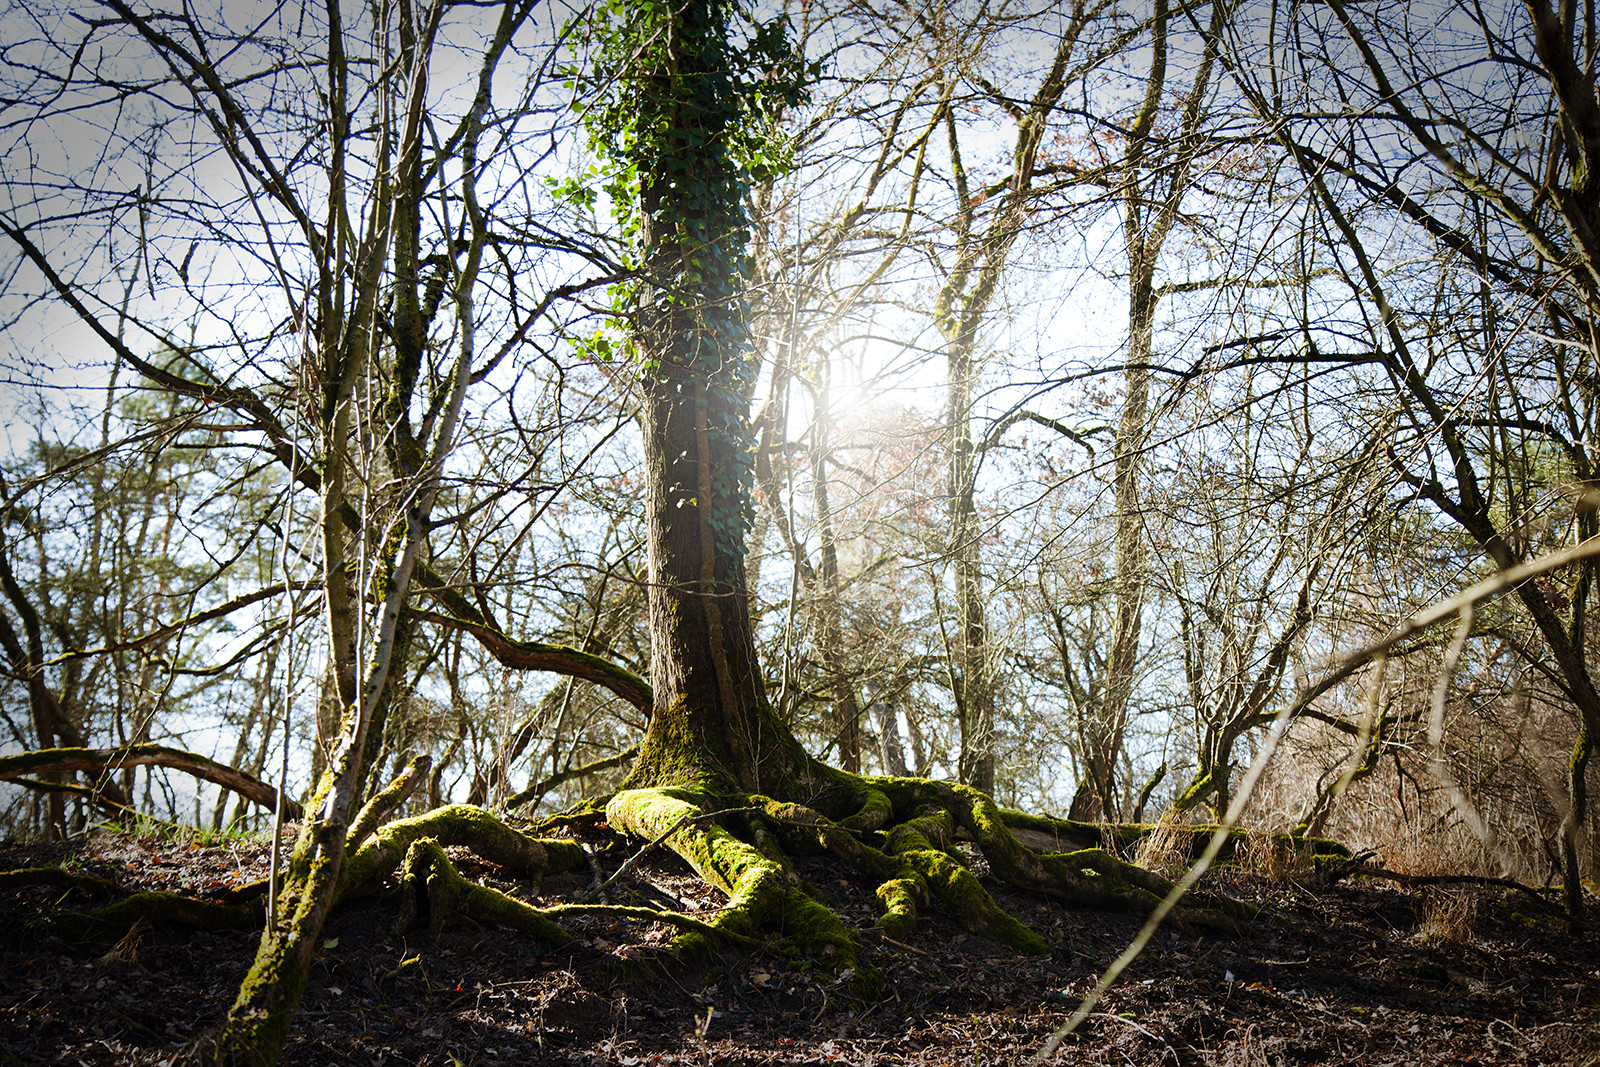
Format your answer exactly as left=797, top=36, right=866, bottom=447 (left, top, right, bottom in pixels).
left=1224, top=0, right=1600, bottom=928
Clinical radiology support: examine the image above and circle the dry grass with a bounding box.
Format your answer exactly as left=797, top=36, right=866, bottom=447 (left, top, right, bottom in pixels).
left=98, top=915, right=150, bottom=966
left=1232, top=833, right=1316, bottom=885
left=1381, top=820, right=1497, bottom=878
left=1133, top=816, right=1194, bottom=878
left=1219, top=1023, right=1273, bottom=1067
left=1412, top=886, right=1480, bottom=945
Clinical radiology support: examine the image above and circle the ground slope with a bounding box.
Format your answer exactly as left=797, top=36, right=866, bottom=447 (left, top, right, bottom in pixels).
left=1, top=826, right=1595, bottom=1066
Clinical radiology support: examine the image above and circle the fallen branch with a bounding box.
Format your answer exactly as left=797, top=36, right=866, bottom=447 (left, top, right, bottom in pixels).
left=541, top=902, right=765, bottom=948
left=0, top=866, right=118, bottom=899
left=0, top=744, right=300, bottom=818
left=53, top=890, right=260, bottom=941
left=1349, top=865, right=1555, bottom=908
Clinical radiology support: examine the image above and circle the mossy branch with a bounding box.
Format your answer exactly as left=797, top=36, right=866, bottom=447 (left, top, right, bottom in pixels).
left=396, top=838, right=569, bottom=946
left=54, top=890, right=260, bottom=942
left=406, top=606, right=652, bottom=711
left=346, top=754, right=431, bottom=850
left=0, top=745, right=299, bottom=819
left=339, top=803, right=585, bottom=900
left=0, top=866, right=118, bottom=899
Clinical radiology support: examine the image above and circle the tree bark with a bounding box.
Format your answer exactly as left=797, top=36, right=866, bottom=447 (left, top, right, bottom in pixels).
left=618, top=0, right=812, bottom=797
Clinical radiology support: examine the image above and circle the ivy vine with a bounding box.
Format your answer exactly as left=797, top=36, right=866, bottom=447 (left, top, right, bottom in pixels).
left=567, top=0, right=816, bottom=562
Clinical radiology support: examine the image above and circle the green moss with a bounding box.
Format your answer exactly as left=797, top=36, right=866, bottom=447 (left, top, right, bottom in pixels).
left=777, top=886, right=858, bottom=962
left=901, top=847, right=1049, bottom=954
left=837, top=783, right=892, bottom=832
left=397, top=838, right=568, bottom=946
left=608, top=787, right=778, bottom=906
left=1173, top=771, right=1214, bottom=813
left=885, top=804, right=960, bottom=862
left=621, top=696, right=740, bottom=792
left=755, top=797, right=832, bottom=855
left=873, top=878, right=922, bottom=941
left=607, top=786, right=871, bottom=982
left=756, top=798, right=898, bottom=883
left=339, top=803, right=582, bottom=899
left=1571, top=729, right=1593, bottom=773
left=528, top=795, right=612, bottom=833
left=212, top=816, right=345, bottom=1066
left=54, top=891, right=258, bottom=942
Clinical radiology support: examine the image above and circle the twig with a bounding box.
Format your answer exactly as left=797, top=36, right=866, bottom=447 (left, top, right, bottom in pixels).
left=1029, top=701, right=1298, bottom=1065
left=505, top=746, right=638, bottom=810
left=1091, top=1011, right=1176, bottom=1052
left=1031, top=537, right=1600, bottom=1065
left=862, top=928, right=929, bottom=956
left=578, top=806, right=761, bottom=904
left=540, top=901, right=764, bottom=948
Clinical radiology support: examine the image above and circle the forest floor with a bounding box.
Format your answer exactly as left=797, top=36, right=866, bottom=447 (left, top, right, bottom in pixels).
left=1, top=821, right=1597, bottom=1066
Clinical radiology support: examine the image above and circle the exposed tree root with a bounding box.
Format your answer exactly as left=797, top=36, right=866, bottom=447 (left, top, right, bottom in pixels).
left=1, top=865, right=260, bottom=942
left=5, top=775, right=1276, bottom=979
left=592, top=769, right=1258, bottom=991
left=337, top=803, right=586, bottom=900
left=390, top=836, right=765, bottom=955
left=0, top=801, right=591, bottom=956
left=996, top=807, right=1352, bottom=865
left=395, top=838, right=570, bottom=945
left=4, top=773, right=1291, bottom=1060
left=1349, top=865, right=1556, bottom=909
left=996, top=808, right=1134, bottom=852
left=0, top=865, right=118, bottom=899
left=346, top=754, right=431, bottom=851
left=604, top=786, right=863, bottom=987
left=55, top=891, right=260, bottom=941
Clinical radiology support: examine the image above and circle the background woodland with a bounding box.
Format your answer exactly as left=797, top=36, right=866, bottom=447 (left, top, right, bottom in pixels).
left=1, top=0, right=1596, bottom=936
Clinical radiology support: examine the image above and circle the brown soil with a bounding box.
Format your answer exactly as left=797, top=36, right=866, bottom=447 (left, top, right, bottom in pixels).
left=2, top=825, right=1596, bottom=1066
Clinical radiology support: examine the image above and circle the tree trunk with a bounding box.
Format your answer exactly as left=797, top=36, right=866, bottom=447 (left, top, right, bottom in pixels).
left=813, top=353, right=862, bottom=773
left=617, top=0, right=812, bottom=797
left=949, top=344, right=994, bottom=792
left=588, top=0, right=1241, bottom=989
left=1562, top=729, right=1592, bottom=933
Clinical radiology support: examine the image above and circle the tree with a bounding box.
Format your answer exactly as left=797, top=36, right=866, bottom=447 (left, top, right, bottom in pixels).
left=0, top=0, right=626, bottom=1058
left=565, top=0, right=1241, bottom=986
left=1064, top=0, right=1228, bottom=820
left=921, top=1, right=1115, bottom=794
left=1221, top=0, right=1600, bottom=929
left=0, top=3, right=1323, bottom=1060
